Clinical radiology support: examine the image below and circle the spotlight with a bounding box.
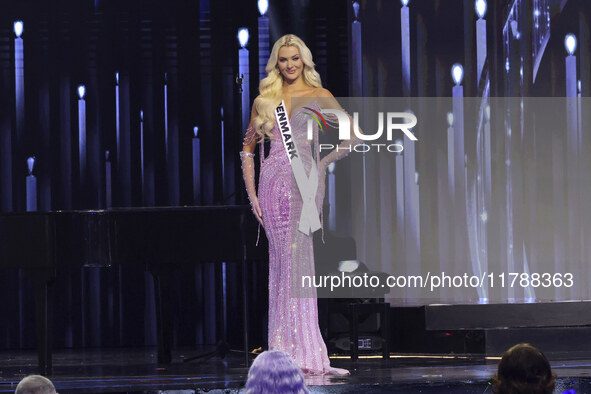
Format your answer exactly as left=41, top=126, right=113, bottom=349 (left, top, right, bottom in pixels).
left=475, top=0, right=486, bottom=19
left=258, top=0, right=268, bottom=16
left=564, top=34, right=577, bottom=56
left=27, top=157, right=35, bottom=175
left=14, top=21, right=23, bottom=38
left=238, top=28, right=249, bottom=48
left=451, top=63, right=464, bottom=85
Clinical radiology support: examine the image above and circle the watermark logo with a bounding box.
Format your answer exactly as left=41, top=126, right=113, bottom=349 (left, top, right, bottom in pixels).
left=302, top=107, right=329, bottom=132
left=306, top=109, right=418, bottom=153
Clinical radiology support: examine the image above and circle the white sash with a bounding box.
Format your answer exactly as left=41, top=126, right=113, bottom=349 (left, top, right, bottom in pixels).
left=275, top=101, right=321, bottom=235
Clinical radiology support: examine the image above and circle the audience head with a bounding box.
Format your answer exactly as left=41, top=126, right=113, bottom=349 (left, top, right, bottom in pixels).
left=15, top=375, right=57, bottom=394
left=245, top=350, right=309, bottom=394
left=492, top=343, right=556, bottom=394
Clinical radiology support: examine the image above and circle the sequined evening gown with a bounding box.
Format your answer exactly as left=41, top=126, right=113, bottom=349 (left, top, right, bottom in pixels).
left=257, top=102, right=348, bottom=375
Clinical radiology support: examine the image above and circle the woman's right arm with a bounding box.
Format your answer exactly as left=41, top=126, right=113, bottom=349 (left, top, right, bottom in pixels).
left=240, top=98, right=264, bottom=227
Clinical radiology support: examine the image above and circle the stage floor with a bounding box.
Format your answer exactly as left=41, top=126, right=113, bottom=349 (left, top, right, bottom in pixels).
left=0, top=347, right=589, bottom=393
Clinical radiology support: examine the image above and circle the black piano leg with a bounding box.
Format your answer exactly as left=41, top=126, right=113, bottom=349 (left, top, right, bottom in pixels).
left=30, top=269, right=54, bottom=375
left=153, top=269, right=173, bottom=364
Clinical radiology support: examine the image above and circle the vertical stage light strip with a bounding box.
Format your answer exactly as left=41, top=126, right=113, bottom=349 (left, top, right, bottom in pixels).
left=475, top=0, right=489, bottom=301
left=400, top=0, right=410, bottom=97
left=452, top=64, right=466, bottom=301
left=481, top=103, right=492, bottom=301
left=565, top=34, right=579, bottom=298
left=193, top=126, right=201, bottom=205
left=26, top=157, right=37, bottom=212
left=115, top=73, right=120, bottom=167
left=438, top=114, right=454, bottom=299
left=164, top=73, right=174, bottom=205
left=164, top=73, right=168, bottom=165
left=1, top=22, right=23, bottom=211
left=403, top=110, right=420, bottom=294
left=105, top=151, right=112, bottom=209
left=578, top=80, right=582, bottom=167
left=238, top=28, right=250, bottom=137
left=220, top=107, right=226, bottom=200
left=164, top=71, right=180, bottom=206
left=350, top=2, right=367, bottom=260
left=14, top=21, right=25, bottom=211
left=258, top=0, right=270, bottom=80
left=236, top=28, right=250, bottom=205
left=395, top=140, right=405, bottom=277
left=14, top=21, right=24, bottom=150
left=484, top=106, right=492, bottom=254
left=140, top=110, right=145, bottom=205
left=447, top=113, right=455, bottom=198
left=577, top=81, right=584, bottom=276
left=164, top=73, right=170, bottom=202
left=78, top=85, right=87, bottom=186
left=118, top=72, right=132, bottom=207
left=447, top=112, right=455, bottom=201
left=351, top=2, right=362, bottom=97
left=328, top=163, right=336, bottom=231
left=475, top=0, right=487, bottom=84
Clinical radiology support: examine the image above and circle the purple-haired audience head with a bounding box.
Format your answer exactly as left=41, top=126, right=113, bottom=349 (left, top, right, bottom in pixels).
left=492, top=343, right=556, bottom=394
left=245, top=350, right=309, bottom=394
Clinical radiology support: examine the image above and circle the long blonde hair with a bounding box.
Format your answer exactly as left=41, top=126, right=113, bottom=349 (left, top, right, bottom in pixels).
left=253, top=34, right=322, bottom=140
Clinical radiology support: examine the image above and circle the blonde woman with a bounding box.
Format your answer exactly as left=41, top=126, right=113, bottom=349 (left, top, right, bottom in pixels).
left=240, top=34, right=353, bottom=375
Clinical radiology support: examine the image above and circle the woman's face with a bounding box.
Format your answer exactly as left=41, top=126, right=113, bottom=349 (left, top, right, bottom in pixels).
left=277, top=46, right=303, bottom=83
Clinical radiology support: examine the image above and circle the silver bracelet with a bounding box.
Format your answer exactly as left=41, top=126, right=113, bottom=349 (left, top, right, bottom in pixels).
left=239, top=151, right=255, bottom=158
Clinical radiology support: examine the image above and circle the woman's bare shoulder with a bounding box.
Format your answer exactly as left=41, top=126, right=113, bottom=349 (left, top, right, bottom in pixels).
left=312, top=87, right=333, bottom=97
left=314, top=87, right=334, bottom=98
left=313, top=88, right=342, bottom=110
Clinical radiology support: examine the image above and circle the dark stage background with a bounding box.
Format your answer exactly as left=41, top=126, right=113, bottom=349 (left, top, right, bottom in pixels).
left=0, top=0, right=348, bottom=351
left=0, top=0, right=590, bottom=353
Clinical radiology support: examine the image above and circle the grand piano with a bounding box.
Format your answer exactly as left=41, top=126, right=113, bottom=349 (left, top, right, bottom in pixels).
left=0, top=205, right=266, bottom=375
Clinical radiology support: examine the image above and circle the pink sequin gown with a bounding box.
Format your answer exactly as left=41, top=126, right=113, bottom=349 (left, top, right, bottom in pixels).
left=257, top=103, right=348, bottom=375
